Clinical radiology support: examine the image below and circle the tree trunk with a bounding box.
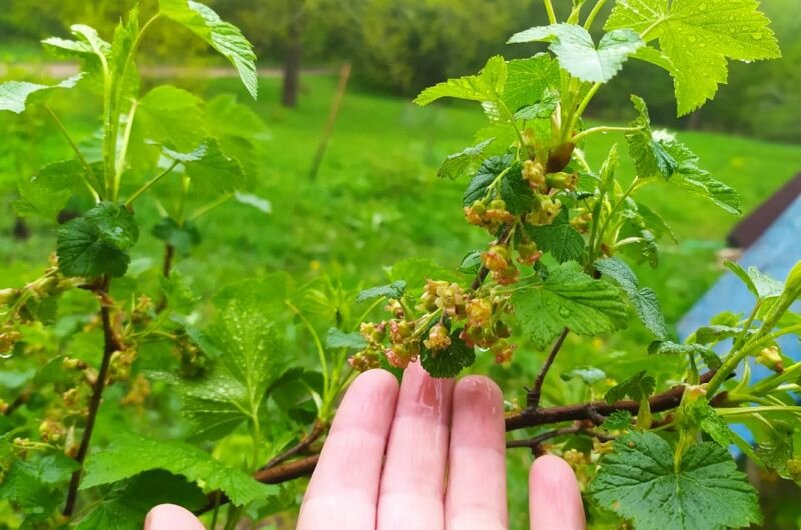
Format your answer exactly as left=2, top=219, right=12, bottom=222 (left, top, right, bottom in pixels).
left=281, top=0, right=304, bottom=108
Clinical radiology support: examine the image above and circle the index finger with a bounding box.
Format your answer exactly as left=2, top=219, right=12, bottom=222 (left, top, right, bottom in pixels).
left=296, top=369, right=400, bottom=530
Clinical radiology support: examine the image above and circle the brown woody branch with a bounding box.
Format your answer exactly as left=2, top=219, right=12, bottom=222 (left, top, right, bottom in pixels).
left=507, top=422, right=615, bottom=455
left=64, top=277, right=123, bottom=516
left=505, top=370, right=719, bottom=432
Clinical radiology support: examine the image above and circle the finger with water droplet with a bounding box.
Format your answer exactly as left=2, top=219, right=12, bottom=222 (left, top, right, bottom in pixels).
left=377, top=362, right=454, bottom=530
left=297, top=369, right=399, bottom=530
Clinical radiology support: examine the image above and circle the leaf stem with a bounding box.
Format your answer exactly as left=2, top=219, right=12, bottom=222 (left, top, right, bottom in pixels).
left=563, top=82, right=602, bottom=143
left=124, top=160, right=179, bottom=207
left=571, top=126, right=639, bottom=144
left=188, top=192, right=234, bottom=221
left=43, top=105, right=101, bottom=202
left=114, top=99, right=138, bottom=200
left=583, top=0, right=609, bottom=30
left=543, top=0, right=558, bottom=24
left=285, top=300, right=329, bottom=397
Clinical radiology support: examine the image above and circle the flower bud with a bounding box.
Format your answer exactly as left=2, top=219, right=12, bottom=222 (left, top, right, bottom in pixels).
left=756, top=345, right=784, bottom=373
left=424, top=323, right=451, bottom=351
left=466, top=298, right=493, bottom=327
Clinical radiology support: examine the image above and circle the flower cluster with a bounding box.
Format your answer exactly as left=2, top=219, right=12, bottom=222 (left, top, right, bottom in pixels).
left=350, top=279, right=518, bottom=371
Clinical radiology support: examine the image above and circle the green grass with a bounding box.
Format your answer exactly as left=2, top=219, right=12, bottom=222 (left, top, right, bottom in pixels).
left=2, top=73, right=801, bottom=529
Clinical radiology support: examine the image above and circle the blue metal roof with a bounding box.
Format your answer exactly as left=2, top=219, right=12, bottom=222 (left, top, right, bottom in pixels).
left=678, top=195, right=801, bottom=448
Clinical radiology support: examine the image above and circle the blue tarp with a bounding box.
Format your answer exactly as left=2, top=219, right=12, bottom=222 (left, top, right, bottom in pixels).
left=678, top=195, right=801, bottom=447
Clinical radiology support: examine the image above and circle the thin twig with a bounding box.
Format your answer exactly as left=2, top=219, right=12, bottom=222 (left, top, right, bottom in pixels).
left=260, top=421, right=326, bottom=471
left=527, top=327, right=569, bottom=410
left=63, top=278, right=122, bottom=516
left=506, top=423, right=615, bottom=451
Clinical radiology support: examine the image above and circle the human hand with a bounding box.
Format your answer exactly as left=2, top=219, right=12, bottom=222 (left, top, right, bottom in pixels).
left=145, top=364, right=586, bottom=529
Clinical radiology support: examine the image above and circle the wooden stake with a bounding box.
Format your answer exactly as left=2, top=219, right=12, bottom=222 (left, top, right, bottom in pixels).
left=308, top=63, right=352, bottom=181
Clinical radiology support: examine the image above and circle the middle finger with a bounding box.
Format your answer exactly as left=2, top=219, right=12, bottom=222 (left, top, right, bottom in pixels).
left=377, top=362, right=455, bottom=530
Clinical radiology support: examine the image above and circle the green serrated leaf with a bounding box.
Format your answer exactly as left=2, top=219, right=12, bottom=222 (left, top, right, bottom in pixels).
left=560, top=366, right=606, bottom=385
left=135, top=85, right=206, bottom=152
left=14, top=160, right=89, bottom=220
left=0, top=460, right=62, bottom=516
left=606, top=0, right=781, bottom=115
left=159, top=0, right=258, bottom=99
left=512, top=261, right=628, bottom=350
left=325, top=328, right=367, bottom=350
left=458, top=250, right=483, bottom=274
left=648, top=340, right=721, bottom=369
left=513, top=89, right=560, bottom=120
left=462, top=155, right=511, bottom=207
left=508, top=24, right=643, bottom=83
left=595, top=257, right=669, bottom=339
left=0, top=74, right=84, bottom=114
left=57, top=202, right=139, bottom=278
left=502, top=54, right=560, bottom=113
left=437, top=139, right=494, bottom=180
left=694, top=325, right=751, bottom=345
left=626, top=95, right=678, bottom=180
left=601, top=410, right=633, bottom=431
left=591, top=431, right=762, bottom=530
left=414, top=55, right=506, bottom=106
left=420, top=329, right=476, bottom=378
left=81, top=433, right=275, bottom=506
left=723, top=260, right=784, bottom=300
left=660, top=140, right=742, bottom=215
left=605, top=370, right=655, bottom=403
left=152, top=217, right=201, bottom=255
left=356, top=281, right=407, bottom=304
left=164, top=139, right=246, bottom=195
left=527, top=209, right=585, bottom=263
left=500, top=163, right=537, bottom=215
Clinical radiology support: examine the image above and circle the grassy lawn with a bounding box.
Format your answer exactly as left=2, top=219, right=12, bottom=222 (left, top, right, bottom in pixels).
left=1, top=72, right=800, bottom=529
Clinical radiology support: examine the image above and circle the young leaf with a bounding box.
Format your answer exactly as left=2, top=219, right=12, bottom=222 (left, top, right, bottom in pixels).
left=234, top=192, right=272, bottom=214
left=595, top=257, right=669, bottom=339
left=135, top=85, right=206, bottom=152
left=13, top=160, right=89, bottom=220
left=648, top=341, right=721, bottom=369
left=462, top=155, right=511, bottom=207
left=458, top=250, right=483, bottom=274
left=601, top=410, right=633, bottom=431
left=42, top=24, right=111, bottom=70
left=591, top=431, right=762, bottom=530
left=664, top=141, right=742, bottom=215
left=694, top=325, right=753, bottom=346
left=325, top=328, right=367, bottom=350
left=501, top=54, right=560, bottom=113
left=605, top=0, right=780, bottom=115
left=527, top=209, right=585, bottom=264
left=81, top=432, right=275, bottom=506
left=511, top=261, right=628, bottom=350
left=513, top=89, right=560, bottom=120
left=500, top=163, right=537, bottom=215
left=174, top=298, right=287, bottom=439
left=0, top=74, right=84, bottom=114
left=560, top=366, right=606, bottom=385
left=75, top=471, right=206, bottom=530
left=159, top=0, right=258, bottom=99
left=437, top=139, right=494, bottom=180
left=626, top=95, right=678, bottom=180
left=724, top=260, right=784, bottom=300
left=164, top=139, right=246, bottom=195
left=508, top=24, right=643, bottom=83
left=420, top=329, right=476, bottom=378
left=356, top=281, right=407, bottom=303
left=57, top=202, right=140, bottom=278
left=414, top=55, right=506, bottom=106
left=152, top=217, right=201, bottom=255
left=604, top=370, right=655, bottom=404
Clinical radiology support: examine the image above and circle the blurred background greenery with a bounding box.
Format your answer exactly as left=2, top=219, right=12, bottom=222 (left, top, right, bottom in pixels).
left=1, top=0, right=800, bottom=528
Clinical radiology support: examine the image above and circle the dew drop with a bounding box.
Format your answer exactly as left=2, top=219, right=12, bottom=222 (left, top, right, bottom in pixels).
left=558, top=307, right=572, bottom=318
left=751, top=33, right=763, bottom=40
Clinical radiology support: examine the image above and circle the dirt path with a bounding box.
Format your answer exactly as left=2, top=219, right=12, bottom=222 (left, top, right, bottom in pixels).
left=0, top=62, right=334, bottom=79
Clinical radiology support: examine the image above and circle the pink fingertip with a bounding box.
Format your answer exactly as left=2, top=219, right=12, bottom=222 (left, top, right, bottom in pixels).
left=144, top=504, right=205, bottom=530
left=529, top=455, right=586, bottom=530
